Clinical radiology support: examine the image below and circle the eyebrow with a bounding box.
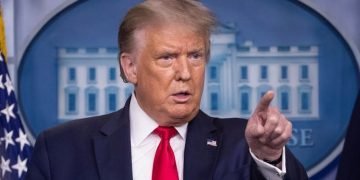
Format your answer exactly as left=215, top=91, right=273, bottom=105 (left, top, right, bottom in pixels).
left=188, top=48, right=204, bottom=53
left=153, top=46, right=205, bottom=57
left=154, top=50, right=178, bottom=56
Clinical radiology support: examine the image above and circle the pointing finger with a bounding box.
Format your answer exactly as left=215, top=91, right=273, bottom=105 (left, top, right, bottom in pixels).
left=255, top=91, right=274, bottom=114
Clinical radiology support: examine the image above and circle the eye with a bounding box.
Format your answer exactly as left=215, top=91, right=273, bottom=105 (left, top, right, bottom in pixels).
left=160, top=54, right=176, bottom=61
left=188, top=51, right=203, bottom=60
left=156, top=53, right=177, bottom=67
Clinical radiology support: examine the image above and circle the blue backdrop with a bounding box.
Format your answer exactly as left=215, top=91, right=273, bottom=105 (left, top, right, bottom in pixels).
left=17, top=0, right=360, bottom=178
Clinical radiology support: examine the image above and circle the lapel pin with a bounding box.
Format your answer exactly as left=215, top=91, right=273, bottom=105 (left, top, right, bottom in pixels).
left=206, top=139, right=217, bottom=147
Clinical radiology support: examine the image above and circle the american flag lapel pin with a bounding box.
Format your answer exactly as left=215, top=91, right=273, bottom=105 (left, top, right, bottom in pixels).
left=206, top=138, right=217, bottom=147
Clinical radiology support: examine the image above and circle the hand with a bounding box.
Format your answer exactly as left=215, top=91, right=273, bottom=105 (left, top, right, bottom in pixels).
left=245, top=91, right=292, bottom=161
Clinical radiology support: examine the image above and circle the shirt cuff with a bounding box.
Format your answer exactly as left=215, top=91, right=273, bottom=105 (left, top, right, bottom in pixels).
left=249, top=147, right=286, bottom=180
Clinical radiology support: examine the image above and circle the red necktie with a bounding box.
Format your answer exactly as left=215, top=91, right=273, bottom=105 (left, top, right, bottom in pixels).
left=152, top=126, right=179, bottom=180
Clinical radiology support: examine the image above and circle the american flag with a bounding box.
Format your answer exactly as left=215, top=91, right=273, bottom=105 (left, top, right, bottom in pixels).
left=0, top=51, right=32, bottom=179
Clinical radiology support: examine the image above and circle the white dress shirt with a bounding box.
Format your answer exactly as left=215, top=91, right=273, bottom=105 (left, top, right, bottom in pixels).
left=129, top=95, right=286, bottom=180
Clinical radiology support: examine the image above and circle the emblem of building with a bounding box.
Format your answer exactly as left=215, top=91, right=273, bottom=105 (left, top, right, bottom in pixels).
left=57, top=25, right=319, bottom=122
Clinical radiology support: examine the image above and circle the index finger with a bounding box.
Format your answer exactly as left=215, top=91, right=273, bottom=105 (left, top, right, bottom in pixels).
left=255, top=91, right=274, bottom=113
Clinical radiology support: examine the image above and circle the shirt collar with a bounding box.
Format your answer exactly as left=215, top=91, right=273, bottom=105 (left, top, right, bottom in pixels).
left=129, top=94, right=188, bottom=146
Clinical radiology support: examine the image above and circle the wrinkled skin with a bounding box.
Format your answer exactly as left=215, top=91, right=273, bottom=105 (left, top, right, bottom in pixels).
left=121, top=24, right=292, bottom=163
left=120, top=23, right=206, bottom=127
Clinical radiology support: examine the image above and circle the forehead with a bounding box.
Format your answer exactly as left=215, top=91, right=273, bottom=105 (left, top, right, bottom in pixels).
left=133, top=23, right=208, bottom=51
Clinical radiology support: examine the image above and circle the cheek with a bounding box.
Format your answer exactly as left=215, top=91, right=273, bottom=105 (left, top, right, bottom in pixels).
left=137, top=68, right=174, bottom=97
left=194, top=68, right=205, bottom=85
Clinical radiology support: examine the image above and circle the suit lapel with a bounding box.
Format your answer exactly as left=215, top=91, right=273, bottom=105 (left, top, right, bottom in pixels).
left=92, top=99, right=222, bottom=180
left=93, top=99, right=133, bottom=180
left=183, top=111, right=221, bottom=180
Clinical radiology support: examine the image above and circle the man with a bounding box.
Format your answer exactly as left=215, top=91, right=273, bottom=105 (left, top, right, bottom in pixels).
left=26, top=0, right=307, bottom=180
left=336, top=91, right=360, bottom=180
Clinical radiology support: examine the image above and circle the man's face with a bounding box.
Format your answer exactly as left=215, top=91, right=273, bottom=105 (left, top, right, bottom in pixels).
left=125, top=24, right=207, bottom=126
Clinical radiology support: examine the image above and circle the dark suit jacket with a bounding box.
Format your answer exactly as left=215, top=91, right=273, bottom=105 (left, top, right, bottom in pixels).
left=336, top=91, right=360, bottom=180
left=26, top=99, right=308, bottom=180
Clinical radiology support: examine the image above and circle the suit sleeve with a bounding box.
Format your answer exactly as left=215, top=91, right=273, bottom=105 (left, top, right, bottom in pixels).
left=250, top=147, right=308, bottom=180
left=283, top=147, right=308, bottom=180
left=26, top=132, right=51, bottom=180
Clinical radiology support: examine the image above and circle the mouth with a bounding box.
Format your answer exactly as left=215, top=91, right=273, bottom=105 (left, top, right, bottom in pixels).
left=172, top=91, right=191, bottom=103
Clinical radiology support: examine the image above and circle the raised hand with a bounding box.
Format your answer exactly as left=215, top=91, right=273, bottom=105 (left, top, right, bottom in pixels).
left=245, top=91, right=292, bottom=162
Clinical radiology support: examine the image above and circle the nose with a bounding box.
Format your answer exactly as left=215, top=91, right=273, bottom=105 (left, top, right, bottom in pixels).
left=174, top=56, right=191, bottom=81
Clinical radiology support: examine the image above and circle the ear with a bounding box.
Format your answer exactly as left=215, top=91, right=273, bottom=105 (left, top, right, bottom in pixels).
left=120, top=52, right=137, bottom=84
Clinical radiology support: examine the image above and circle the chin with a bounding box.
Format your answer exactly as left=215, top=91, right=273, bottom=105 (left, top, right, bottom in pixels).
left=170, top=108, right=198, bottom=122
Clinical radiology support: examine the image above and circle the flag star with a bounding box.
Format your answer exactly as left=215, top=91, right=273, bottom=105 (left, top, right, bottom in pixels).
left=15, top=129, right=30, bottom=151
left=0, top=156, right=12, bottom=177
left=11, top=156, right=28, bottom=178
left=1, top=103, right=16, bottom=123
left=3, top=129, right=15, bottom=149
left=0, top=75, right=4, bottom=89
left=0, top=134, right=5, bottom=146
left=4, top=75, right=14, bottom=95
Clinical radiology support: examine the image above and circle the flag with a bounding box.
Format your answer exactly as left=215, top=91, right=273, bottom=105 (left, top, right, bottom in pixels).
left=336, top=91, right=360, bottom=180
left=0, top=5, right=32, bottom=180
left=206, top=138, right=217, bottom=147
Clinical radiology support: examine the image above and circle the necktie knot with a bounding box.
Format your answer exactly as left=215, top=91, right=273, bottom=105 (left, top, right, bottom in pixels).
left=154, top=126, right=177, bottom=140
